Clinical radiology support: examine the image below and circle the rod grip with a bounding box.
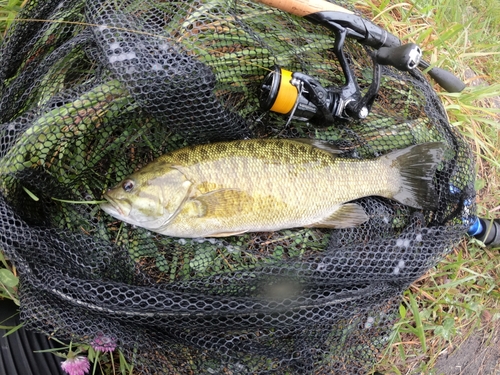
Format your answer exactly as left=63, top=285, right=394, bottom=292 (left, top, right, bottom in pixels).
left=254, top=0, right=353, bottom=17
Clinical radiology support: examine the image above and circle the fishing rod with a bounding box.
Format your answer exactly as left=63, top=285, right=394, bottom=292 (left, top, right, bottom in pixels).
left=257, top=0, right=466, bottom=125
left=255, top=0, right=500, bottom=247
left=256, top=0, right=466, bottom=91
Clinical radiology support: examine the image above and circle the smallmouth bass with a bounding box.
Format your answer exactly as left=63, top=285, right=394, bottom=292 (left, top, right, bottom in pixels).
left=101, top=139, right=444, bottom=237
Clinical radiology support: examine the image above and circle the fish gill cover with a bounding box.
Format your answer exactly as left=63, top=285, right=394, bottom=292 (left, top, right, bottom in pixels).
left=0, top=0, right=475, bottom=374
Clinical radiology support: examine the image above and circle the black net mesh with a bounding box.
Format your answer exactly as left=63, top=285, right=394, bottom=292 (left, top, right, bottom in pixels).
left=0, top=0, right=475, bottom=374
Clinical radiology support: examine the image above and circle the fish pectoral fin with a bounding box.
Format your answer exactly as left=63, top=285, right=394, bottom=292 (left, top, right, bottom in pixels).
left=193, top=188, right=250, bottom=217
left=180, top=200, right=207, bottom=218
left=206, top=230, right=248, bottom=237
left=308, top=203, right=369, bottom=229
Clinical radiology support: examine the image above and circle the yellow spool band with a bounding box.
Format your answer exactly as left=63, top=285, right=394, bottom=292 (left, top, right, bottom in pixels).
left=270, top=68, right=298, bottom=114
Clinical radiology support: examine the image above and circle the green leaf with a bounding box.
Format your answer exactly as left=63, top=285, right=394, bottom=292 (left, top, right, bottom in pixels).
left=118, top=349, right=133, bottom=375
left=0, top=251, right=9, bottom=268
left=2, top=322, right=23, bottom=337
left=474, top=178, right=486, bottom=191
left=408, top=292, right=427, bottom=352
left=434, top=317, right=456, bottom=341
left=22, top=186, right=39, bottom=201
left=399, top=303, right=407, bottom=319
left=0, top=268, right=18, bottom=287
left=88, top=346, right=97, bottom=362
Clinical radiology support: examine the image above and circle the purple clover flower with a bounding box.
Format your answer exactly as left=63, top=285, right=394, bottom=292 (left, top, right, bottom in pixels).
left=60, top=355, right=90, bottom=375
left=91, top=333, right=116, bottom=352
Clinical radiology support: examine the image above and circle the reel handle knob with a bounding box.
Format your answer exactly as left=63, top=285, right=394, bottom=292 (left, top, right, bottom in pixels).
left=427, top=66, right=466, bottom=93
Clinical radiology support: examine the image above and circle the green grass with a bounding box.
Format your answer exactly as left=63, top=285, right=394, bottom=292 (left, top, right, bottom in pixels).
left=0, top=0, right=23, bottom=35
left=355, top=0, right=500, bottom=373
left=1, top=1, right=499, bottom=375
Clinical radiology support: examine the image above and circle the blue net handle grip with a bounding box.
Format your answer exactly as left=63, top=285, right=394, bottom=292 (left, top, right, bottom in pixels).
left=468, top=217, right=483, bottom=236
left=469, top=217, right=500, bottom=247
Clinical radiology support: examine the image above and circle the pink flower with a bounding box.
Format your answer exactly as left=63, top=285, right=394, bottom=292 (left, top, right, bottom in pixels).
left=91, top=333, right=116, bottom=352
left=60, top=355, right=90, bottom=375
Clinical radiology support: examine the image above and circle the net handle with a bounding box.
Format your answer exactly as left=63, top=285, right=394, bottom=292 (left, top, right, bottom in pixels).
left=254, top=0, right=353, bottom=17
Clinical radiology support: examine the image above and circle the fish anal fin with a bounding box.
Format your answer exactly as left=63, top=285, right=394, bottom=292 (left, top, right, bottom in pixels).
left=307, top=203, right=369, bottom=229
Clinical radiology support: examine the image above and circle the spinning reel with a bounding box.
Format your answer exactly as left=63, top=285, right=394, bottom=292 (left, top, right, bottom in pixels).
left=259, top=4, right=465, bottom=126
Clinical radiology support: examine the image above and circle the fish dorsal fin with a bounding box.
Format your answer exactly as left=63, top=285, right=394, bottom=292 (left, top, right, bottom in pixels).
left=292, top=139, right=343, bottom=155
left=191, top=188, right=251, bottom=218
left=307, top=203, right=369, bottom=229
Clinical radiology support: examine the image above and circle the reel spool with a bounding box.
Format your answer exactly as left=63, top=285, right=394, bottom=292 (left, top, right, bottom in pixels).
left=260, top=66, right=337, bottom=124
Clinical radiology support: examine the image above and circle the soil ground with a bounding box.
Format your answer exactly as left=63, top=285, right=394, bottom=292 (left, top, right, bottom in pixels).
left=433, top=320, right=500, bottom=375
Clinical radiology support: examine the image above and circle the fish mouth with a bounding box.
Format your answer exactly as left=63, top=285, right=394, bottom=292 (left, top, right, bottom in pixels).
left=100, top=194, right=130, bottom=218
left=100, top=201, right=122, bottom=217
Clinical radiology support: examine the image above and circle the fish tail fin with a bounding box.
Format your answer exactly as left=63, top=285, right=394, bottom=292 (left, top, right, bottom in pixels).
left=387, top=142, right=445, bottom=210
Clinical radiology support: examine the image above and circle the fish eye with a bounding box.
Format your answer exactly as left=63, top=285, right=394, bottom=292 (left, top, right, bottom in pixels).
left=122, top=179, right=135, bottom=192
